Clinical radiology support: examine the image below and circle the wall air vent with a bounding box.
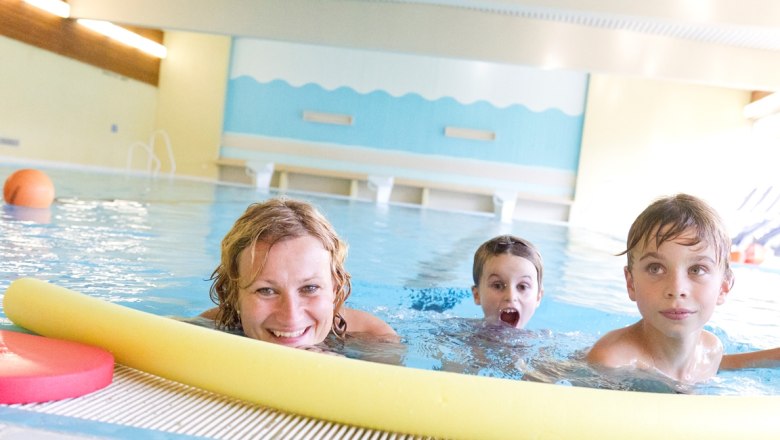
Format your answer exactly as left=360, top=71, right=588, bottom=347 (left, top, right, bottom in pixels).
left=444, top=126, right=496, bottom=142
left=303, top=111, right=353, bottom=126
left=0, top=137, right=20, bottom=147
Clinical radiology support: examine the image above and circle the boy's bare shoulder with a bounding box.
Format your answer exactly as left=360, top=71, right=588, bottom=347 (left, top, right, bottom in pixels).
left=586, top=325, right=644, bottom=368
left=701, top=329, right=724, bottom=352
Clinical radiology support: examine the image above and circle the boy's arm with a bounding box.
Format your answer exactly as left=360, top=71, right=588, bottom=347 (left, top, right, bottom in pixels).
left=720, top=348, right=780, bottom=370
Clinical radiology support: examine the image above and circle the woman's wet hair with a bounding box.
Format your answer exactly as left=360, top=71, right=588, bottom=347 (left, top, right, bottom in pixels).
left=209, top=197, right=351, bottom=337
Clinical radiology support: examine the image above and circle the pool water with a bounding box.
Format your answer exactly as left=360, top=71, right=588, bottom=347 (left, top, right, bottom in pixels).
left=1, top=164, right=778, bottom=395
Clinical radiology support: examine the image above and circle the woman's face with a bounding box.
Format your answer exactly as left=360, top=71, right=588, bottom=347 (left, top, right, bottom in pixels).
left=236, top=235, right=336, bottom=347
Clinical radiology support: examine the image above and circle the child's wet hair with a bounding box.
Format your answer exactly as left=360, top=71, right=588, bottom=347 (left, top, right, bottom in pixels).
left=472, top=235, right=543, bottom=287
left=621, top=193, right=732, bottom=278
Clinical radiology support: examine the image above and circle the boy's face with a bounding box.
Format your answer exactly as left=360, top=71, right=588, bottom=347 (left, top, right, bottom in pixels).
left=472, top=253, right=543, bottom=329
left=624, top=227, right=731, bottom=340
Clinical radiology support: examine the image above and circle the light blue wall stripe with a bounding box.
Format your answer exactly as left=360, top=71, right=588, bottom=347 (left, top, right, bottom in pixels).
left=224, top=77, right=584, bottom=172
left=0, top=407, right=196, bottom=439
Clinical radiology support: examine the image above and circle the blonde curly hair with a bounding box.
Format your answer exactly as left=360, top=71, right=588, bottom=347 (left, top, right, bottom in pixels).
left=209, top=197, right=351, bottom=337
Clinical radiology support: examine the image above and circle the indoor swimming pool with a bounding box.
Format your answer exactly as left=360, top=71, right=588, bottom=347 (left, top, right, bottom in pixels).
left=1, top=164, right=778, bottom=438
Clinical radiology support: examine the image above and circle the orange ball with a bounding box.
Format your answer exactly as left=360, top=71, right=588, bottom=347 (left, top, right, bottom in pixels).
left=744, top=242, right=766, bottom=265
left=3, top=169, right=55, bottom=209
left=729, top=249, right=745, bottom=264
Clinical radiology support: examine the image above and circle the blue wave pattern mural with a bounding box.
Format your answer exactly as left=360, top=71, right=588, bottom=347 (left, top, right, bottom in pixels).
left=224, top=77, right=584, bottom=172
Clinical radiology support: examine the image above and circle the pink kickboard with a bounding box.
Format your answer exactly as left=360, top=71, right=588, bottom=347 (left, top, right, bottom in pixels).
left=0, top=329, right=114, bottom=404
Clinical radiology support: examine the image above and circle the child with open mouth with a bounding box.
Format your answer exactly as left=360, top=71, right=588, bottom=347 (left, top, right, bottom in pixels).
left=471, top=235, right=544, bottom=329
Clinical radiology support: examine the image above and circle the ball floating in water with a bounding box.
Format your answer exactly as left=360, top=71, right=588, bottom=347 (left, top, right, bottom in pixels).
left=3, top=169, right=55, bottom=208
left=744, top=242, right=766, bottom=265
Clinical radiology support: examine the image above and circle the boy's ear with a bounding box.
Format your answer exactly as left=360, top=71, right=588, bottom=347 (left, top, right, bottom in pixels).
left=536, top=287, right=544, bottom=305
left=624, top=266, right=637, bottom=302
left=717, top=272, right=734, bottom=305
left=471, top=286, right=481, bottom=305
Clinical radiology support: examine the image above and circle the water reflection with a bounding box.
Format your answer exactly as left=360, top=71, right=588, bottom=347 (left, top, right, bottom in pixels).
left=1, top=164, right=778, bottom=396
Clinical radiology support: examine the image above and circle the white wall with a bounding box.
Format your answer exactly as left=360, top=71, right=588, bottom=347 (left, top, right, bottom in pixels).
left=230, top=38, right=587, bottom=115
left=0, top=35, right=157, bottom=170
left=570, top=74, right=754, bottom=236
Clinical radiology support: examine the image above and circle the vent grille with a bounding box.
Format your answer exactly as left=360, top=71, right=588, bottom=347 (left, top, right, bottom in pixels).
left=9, top=364, right=420, bottom=439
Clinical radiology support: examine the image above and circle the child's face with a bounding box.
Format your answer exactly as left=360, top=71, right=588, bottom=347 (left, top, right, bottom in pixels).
left=236, top=235, right=336, bottom=347
left=625, top=228, right=731, bottom=340
left=472, top=253, right=543, bottom=329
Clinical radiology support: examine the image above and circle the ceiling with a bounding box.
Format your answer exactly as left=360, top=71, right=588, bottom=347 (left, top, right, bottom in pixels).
left=67, top=0, right=780, bottom=92
left=419, top=0, right=780, bottom=52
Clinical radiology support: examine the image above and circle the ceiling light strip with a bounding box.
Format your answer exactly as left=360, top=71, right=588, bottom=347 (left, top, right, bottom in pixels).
left=23, top=0, right=166, bottom=59
left=744, top=93, right=780, bottom=120
left=23, top=0, right=70, bottom=18
left=77, top=19, right=167, bottom=59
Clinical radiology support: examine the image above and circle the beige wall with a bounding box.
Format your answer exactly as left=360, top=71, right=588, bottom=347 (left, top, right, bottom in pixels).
left=570, top=74, right=754, bottom=235
left=0, top=31, right=231, bottom=180
left=0, top=35, right=157, bottom=170
left=154, top=31, right=231, bottom=179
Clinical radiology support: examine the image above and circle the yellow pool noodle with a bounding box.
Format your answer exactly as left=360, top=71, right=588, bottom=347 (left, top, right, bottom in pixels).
left=3, top=278, right=779, bottom=439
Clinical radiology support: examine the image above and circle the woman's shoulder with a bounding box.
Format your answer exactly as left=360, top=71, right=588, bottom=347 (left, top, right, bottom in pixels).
left=200, top=307, right=218, bottom=319
left=341, top=307, right=397, bottom=338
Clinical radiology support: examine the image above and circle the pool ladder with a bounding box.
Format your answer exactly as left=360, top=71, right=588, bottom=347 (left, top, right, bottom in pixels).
left=126, top=129, right=176, bottom=178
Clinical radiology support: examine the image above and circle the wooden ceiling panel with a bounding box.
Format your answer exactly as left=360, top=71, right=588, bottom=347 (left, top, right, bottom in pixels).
left=0, top=1, right=162, bottom=86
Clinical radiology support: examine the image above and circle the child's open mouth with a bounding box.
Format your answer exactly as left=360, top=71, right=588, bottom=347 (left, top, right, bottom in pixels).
left=499, top=308, right=520, bottom=327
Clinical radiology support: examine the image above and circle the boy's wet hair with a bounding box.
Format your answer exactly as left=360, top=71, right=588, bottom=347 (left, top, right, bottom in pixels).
left=209, top=197, right=351, bottom=337
left=472, top=234, right=543, bottom=287
left=621, top=193, right=732, bottom=279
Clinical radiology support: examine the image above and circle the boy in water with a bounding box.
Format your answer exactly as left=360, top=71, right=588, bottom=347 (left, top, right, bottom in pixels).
left=471, top=235, right=544, bottom=329
left=586, top=194, right=778, bottom=384
left=430, top=234, right=543, bottom=377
